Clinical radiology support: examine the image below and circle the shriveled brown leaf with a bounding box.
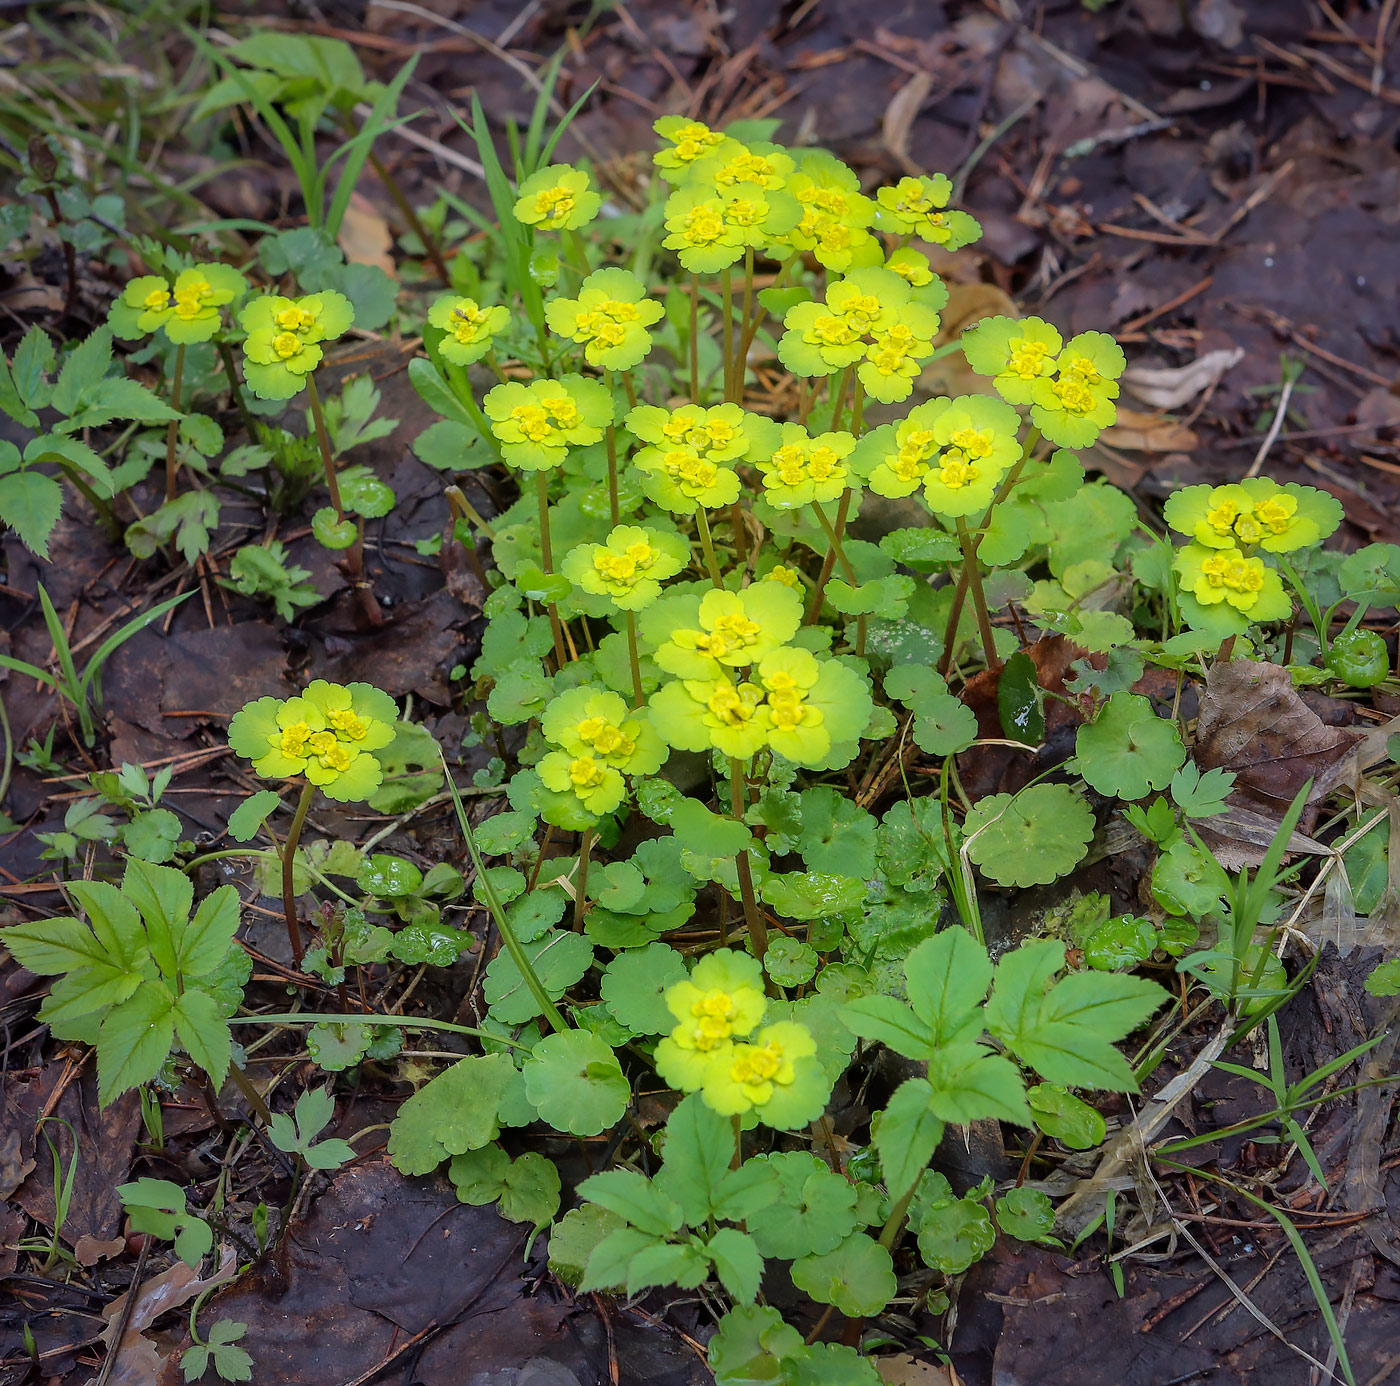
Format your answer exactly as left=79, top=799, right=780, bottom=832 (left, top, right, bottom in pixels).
left=1193, top=659, right=1363, bottom=868
left=1121, top=347, right=1243, bottom=409
left=878, top=1356, right=952, bottom=1384
left=883, top=70, right=933, bottom=176
left=337, top=192, right=396, bottom=276
left=1100, top=408, right=1198, bottom=452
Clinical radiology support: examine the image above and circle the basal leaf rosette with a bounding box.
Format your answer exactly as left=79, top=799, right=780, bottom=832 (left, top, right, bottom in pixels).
left=960, top=315, right=1063, bottom=405
left=560, top=523, right=689, bottom=611
left=872, top=173, right=982, bottom=250
left=652, top=115, right=728, bottom=180
left=851, top=398, right=953, bottom=499
left=654, top=948, right=767, bottom=1090
left=540, top=685, right=666, bottom=775
left=964, top=782, right=1094, bottom=888
left=749, top=422, right=856, bottom=510
left=544, top=267, right=664, bottom=371
left=228, top=679, right=397, bottom=801
left=920, top=395, right=1021, bottom=518
left=1163, top=477, right=1342, bottom=555
left=756, top=647, right=872, bottom=769
left=649, top=585, right=804, bottom=680
left=1029, top=330, right=1125, bottom=448
left=240, top=291, right=354, bottom=401
left=427, top=294, right=509, bottom=366
left=701, top=1021, right=827, bottom=1128
left=1173, top=541, right=1291, bottom=636
left=483, top=374, right=613, bottom=471
left=513, top=164, right=601, bottom=231
left=662, top=182, right=799, bottom=275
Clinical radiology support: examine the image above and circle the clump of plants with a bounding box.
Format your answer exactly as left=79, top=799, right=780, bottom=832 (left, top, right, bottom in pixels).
left=5, top=64, right=1395, bottom=1386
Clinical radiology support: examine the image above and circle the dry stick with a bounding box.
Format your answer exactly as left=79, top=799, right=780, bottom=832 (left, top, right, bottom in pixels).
left=164, top=345, right=186, bottom=503
left=535, top=469, right=568, bottom=666
left=279, top=780, right=314, bottom=969
left=367, top=146, right=452, bottom=285
left=1244, top=372, right=1298, bottom=478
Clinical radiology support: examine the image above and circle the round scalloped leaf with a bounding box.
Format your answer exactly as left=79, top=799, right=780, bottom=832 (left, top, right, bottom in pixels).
left=599, top=942, right=688, bottom=1034
left=1074, top=692, right=1185, bottom=800
left=994, top=1185, right=1055, bottom=1242
left=764, top=935, right=819, bottom=987
left=707, top=1306, right=804, bottom=1386
left=1026, top=1083, right=1106, bottom=1149
left=548, top=1204, right=625, bottom=1287
left=915, top=1194, right=995, bottom=1275
left=964, top=783, right=1094, bottom=887
left=522, top=1030, right=630, bottom=1135
left=311, top=506, right=357, bottom=550
left=790, top=1232, right=896, bottom=1317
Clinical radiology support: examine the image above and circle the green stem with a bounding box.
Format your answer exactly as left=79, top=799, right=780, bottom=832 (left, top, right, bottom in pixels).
left=736, top=247, right=755, bottom=401
left=164, top=344, right=185, bottom=504
left=604, top=368, right=620, bottom=526
left=736, top=251, right=797, bottom=369
left=573, top=829, right=595, bottom=931
left=216, top=338, right=257, bottom=439
left=230, top=1011, right=533, bottom=1051
left=729, top=757, right=768, bottom=960
left=806, top=492, right=855, bottom=621
left=826, top=364, right=852, bottom=433
left=696, top=507, right=725, bottom=588
left=731, top=1113, right=743, bottom=1170
left=877, top=1172, right=923, bottom=1251
left=848, top=378, right=866, bottom=437
left=956, top=516, right=1000, bottom=672
left=305, top=374, right=345, bottom=521
left=625, top=610, right=645, bottom=708
left=280, top=780, right=314, bottom=970
left=440, top=747, right=571, bottom=1033
left=536, top=469, right=569, bottom=667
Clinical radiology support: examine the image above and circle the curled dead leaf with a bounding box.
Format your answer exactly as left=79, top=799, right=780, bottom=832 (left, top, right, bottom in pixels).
left=1122, top=347, right=1243, bottom=409
left=1192, top=659, right=1363, bottom=869
left=884, top=70, right=934, bottom=176
left=1100, top=408, right=1198, bottom=453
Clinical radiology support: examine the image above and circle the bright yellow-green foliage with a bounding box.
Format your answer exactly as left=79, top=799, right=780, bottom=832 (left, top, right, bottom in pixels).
left=545, top=268, right=664, bottom=370
left=110, top=263, right=247, bottom=344
left=228, top=680, right=396, bottom=801
left=428, top=294, right=509, bottom=366
left=482, top=374, right=613, bottom=470
left=239, top=291, right=353, bottom=400
left=512, top=164, right=601, bottom=231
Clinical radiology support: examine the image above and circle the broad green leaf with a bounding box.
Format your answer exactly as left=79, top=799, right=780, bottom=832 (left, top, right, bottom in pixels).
left=172, top=986, right=231, bottom=1088
left=903, top=927, right=993, bottom=1046
left=227, top=789, right=282, bottom=842
left=916, top=1193, right=994, bottom=1274
left=964, top=783, right=1095, bottom=888
left=871, top=1077, right=944, bottom=1198
left=1074, top=692, right=1185, bottom=800
left=984, top=938, right=1065, bottom=1043
left=924, top=1044, right=1029, bottom=1125
left=625, top=1240, right=710, bottom=1296
left=652, top=1092, right=734, bottom=1226
left=745, top=1153, right=859, bottom=1260
left=791, top=1233, right=895, bottom=1317
left=707, top=1228, right=763, bottom=1304
left=121, top=859, right=192, bottom=979
left=52, top=326, right=113, bottom=415
left=522, top=1030, right=629, bottom=1136
left=599, top=943, right=687, bottom=1034
left=97, top=982, right=176, bottom=1104
left=179, top=885, right=240, bottom=977
left=761, top=872, right=865, bottom=921
left=3, top=913, right=112, bottom=975
left=578, top=1169, right=684, bottom=1238
left=839, top=994, right=935, bottom=1060
left=579, top=1226, right=663, bottom=1294
left=795, top=785, right=877, bottom=878
left=448, top=1144, right=510, bottom=1203
left=1365, top=959, right=1400, bottom=997
left=997, top=648, right=1045, bottom=743
left=41, top=964, right=142, bottom=1027
left=995, top=1186, right=1055, bottom=1241
left=548, top=1205, right=625, bottom=1286
left=386, top=1053, right=514, bottom=1174
left=707, top=1306, right=803, bottom=1386
left=0, top=471, right=62, bottom=558
left=483, top=928, right=593, bottom=1024
left=497, top=1151, right=561, bottom=1227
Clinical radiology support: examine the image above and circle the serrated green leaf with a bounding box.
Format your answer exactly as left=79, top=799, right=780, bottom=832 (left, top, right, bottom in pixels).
left=579, top=1168, right=684, bottom=1237
left=904, top=927, right=993, bottom=1047
left=179, top=885, right=240, bottom=977
left=871, top=1077, right=944, bottom=1198
left=227, top=789, right=282, bottom=842
left=707, top=1227, right=764, bottom=1304
left=0, top=471, right=62, bottom=558
left=172, top=986, right=230, bottom=1088
left=97, top=982, right=176, bottom=1104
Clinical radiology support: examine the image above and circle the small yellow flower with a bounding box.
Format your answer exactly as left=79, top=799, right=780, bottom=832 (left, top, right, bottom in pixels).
left=513, top=164, right=601, bottom=231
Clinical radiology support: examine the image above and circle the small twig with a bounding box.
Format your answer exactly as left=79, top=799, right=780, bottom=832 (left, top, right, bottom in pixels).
left=1245, top=373, right=1298, bottom=478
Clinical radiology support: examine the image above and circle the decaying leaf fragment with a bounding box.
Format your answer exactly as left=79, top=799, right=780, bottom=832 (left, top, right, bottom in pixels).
left=1192, top=658, right=1363, bottom=868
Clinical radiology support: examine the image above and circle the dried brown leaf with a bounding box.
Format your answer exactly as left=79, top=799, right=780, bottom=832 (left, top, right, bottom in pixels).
left=883, top=71, right=934, bottom=176
left=1192, top=659, right=1363, bottom=868
left=1122, top=347, right=1243, bottom=409
left=1100, top=409, right=1199, bottom=452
